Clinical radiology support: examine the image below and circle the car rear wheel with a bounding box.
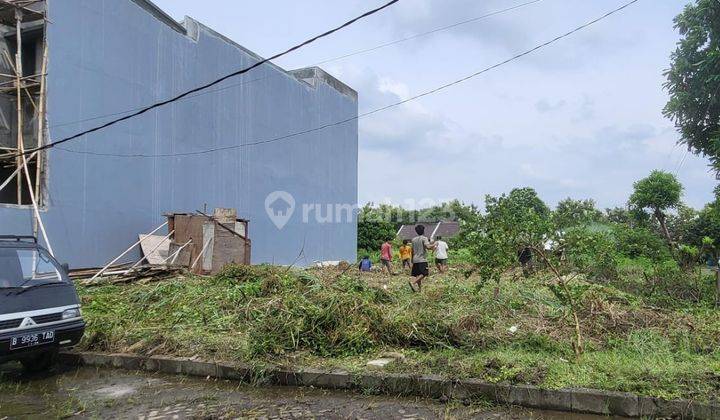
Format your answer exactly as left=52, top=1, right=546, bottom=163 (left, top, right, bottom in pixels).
left=20, top=350, right=58, bottom=372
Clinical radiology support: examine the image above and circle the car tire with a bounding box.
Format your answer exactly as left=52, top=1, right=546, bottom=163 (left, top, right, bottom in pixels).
left=20, top=350, right=58, bottom=372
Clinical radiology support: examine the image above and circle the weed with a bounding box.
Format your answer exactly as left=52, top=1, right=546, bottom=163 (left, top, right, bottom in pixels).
left=77, top=263, right=720, bottom=401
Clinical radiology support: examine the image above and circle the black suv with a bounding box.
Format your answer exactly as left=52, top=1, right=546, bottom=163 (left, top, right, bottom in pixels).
left=0, top=236, right=85, bottom=371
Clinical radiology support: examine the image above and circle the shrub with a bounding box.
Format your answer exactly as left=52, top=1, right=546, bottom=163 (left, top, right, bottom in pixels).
left=678, top=244, right=700, bottom=269
left=613, top=226, right=672, bottom=262
left=562, top=227, right=618, bottom=281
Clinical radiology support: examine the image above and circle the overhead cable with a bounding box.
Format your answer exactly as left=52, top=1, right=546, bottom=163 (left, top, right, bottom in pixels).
left=47, top=0, right=543, bottom=131
left=59, top=0, right=640, bottom=159
left=6, top=0, right=401, bottom=159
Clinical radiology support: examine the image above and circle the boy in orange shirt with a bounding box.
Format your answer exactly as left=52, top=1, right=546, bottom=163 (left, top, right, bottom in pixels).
left=399, top=240, right=412, bottom=271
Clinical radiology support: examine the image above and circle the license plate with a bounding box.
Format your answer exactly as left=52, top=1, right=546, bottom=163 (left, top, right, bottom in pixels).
left=10, top=331, right=55, bottom=350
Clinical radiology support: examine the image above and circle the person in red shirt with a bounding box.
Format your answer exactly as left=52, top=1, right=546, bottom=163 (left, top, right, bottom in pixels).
left=380, top=239, right=395, bottom=275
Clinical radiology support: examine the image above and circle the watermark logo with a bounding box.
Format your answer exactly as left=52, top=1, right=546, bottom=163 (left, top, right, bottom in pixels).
left=265, top=191, right=296, bottom=230
left=264, top=192, right=455, bottom=230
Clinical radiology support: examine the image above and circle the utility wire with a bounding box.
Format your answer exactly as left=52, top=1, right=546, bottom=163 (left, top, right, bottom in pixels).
left=674, top=149, right=689, bottom=176
left=6, top=0, right=401, bottom=159
left=47, top=0, right=543, bottom=131
left=58, top=0, right=639, bottom=159
left=315, top=0, right=543, bottom=65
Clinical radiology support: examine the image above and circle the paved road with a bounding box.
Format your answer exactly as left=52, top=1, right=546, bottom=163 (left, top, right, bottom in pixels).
left=0, top=364, right=614, bottom=419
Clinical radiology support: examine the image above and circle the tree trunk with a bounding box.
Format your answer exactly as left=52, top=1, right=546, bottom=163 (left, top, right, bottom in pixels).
left=530, top=246, right=584, bottom=358
left=654, top=208, right=673, bottom=247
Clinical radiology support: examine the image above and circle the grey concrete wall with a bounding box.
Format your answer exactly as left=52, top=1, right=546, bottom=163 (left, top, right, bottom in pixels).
left=0, top=0, right=358, bottom=268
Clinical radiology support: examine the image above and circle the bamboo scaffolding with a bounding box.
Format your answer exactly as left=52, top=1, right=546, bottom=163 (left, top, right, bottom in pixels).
left=0, top=150, right=36, bottom=193
left=33, top=13, right=47, bottom=237
left=14, top=6, right=23, bottom=205
left=1, top=1, right=48, bottom=245
left=10, top=4, right=53, bottom=257
left=18, top=126, right=52, bottom=255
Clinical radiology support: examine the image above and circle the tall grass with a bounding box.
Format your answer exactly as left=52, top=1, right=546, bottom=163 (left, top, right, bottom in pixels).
left=77, top=263, right=720, bottom=401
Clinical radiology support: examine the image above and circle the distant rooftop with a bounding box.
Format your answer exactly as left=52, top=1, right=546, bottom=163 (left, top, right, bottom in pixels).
left=397, top=221, right=460, bottom=240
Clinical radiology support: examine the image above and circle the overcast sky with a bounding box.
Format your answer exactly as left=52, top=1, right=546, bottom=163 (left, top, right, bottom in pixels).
left=153, top=0, right=715, bottom=211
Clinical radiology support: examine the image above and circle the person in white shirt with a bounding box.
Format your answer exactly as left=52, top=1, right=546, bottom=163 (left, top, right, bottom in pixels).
left=434, top=236, right=449, bottom=273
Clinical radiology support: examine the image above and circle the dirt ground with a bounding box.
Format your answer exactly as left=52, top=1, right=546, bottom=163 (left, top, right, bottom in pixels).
left=0, top=363, right=618, bottom=419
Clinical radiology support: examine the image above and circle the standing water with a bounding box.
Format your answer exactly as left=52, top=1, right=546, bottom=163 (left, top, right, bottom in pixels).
left=0, top=363, right=623, bottom=419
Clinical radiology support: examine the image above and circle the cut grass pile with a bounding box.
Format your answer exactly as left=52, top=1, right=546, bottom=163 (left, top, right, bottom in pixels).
left=77, top=264, right=720, bottom=402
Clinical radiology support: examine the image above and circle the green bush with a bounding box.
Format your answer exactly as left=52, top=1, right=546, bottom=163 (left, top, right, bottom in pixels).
left=678, top=244, right=700, bottom=268
left=613, top=226, right=672, bottom=262
left=357, top=220, right=396, bottom=253
left=562, top=227, right=619, bottom=281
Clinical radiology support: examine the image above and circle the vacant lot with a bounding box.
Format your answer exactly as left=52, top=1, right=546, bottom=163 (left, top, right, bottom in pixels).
left=77, top=264, right=720, bottom=402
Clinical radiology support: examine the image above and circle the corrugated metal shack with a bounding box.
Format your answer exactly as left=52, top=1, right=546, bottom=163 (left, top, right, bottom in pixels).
left=0, top=0, right=359, bottom=268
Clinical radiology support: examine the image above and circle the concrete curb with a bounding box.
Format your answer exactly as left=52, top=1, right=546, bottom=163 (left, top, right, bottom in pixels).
left=59, top=352, right=718, bottom=419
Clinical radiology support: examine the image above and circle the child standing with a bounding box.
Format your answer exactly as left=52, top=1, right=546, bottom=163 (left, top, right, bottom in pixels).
left=380, top=239, right=395, bottom=275
left=399, top=240, right=412, bottom=270
left=434, top=236, right=449, bottom=273
left=409, top=225, right=436, bottom=292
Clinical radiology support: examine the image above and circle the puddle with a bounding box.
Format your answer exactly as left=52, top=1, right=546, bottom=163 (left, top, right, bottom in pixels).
left=0, top=363, right=624, bottom=419
left=92, top=384, right=138, bottom=399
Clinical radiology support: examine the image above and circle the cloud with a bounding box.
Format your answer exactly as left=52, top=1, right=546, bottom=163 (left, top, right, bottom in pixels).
left=573, top=95, right=596, bottom=122
left=141, top=0, right=715, bottom=211
left=335, top=68, right=496, bottom=161
left=376, top=0, right=648, bottom=72
left=536, top=98, right=566, bottom=113
left=385, top=0, right=537, bottom=51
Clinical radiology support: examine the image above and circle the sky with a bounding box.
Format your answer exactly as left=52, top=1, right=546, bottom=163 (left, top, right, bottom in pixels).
left=152, top=0, right=715, bottom=211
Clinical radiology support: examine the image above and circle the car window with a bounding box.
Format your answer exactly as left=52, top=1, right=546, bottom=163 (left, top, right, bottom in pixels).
left=0, top=248, right=61, bottom=288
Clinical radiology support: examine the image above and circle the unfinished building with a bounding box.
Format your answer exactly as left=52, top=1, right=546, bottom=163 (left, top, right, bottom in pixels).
left=0, top=1, right=45, bottom=208
left=0, top=0, right=358, bottom=268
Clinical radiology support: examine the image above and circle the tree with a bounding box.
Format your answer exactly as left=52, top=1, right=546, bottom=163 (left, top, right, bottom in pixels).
left=465, top=188, right=610, bottom=357
left=357, top=205, right=396, bottom=253
left=666, top=203, right=699, bottom=245
left=687, top=199, right=720, bottom=305
left=466, top=188, right=552, bottom=292
left=664, top=0, right=720, bottom=169
left=605, top=206, right=652, bottom=228
left=613, top=226, right=673, bottom=262
left=553, top=198, right=603, bottom=229
left=629, top=170, right=683, bottom=246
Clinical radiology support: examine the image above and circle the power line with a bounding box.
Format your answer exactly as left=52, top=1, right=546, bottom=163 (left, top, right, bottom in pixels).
left=315, top=0, right=543, bottom=65
left=674, top=148, right=690, bottom=176
left=58, top=0, right=640, bottom=159
left=47, top=0, right=543, bottom=131
left=6, top=0, right=401, bottom=159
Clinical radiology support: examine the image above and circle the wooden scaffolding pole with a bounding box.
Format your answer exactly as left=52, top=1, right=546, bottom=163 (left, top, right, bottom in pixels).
left=33, top=11, right=48, bottom=237
left=18, top=125, right=53, bottom=256
left=89, top=221, right=170, bottom=281
left=0, top=150, right=36, bottom=193
left=14, top=6, right=23, bottom=205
